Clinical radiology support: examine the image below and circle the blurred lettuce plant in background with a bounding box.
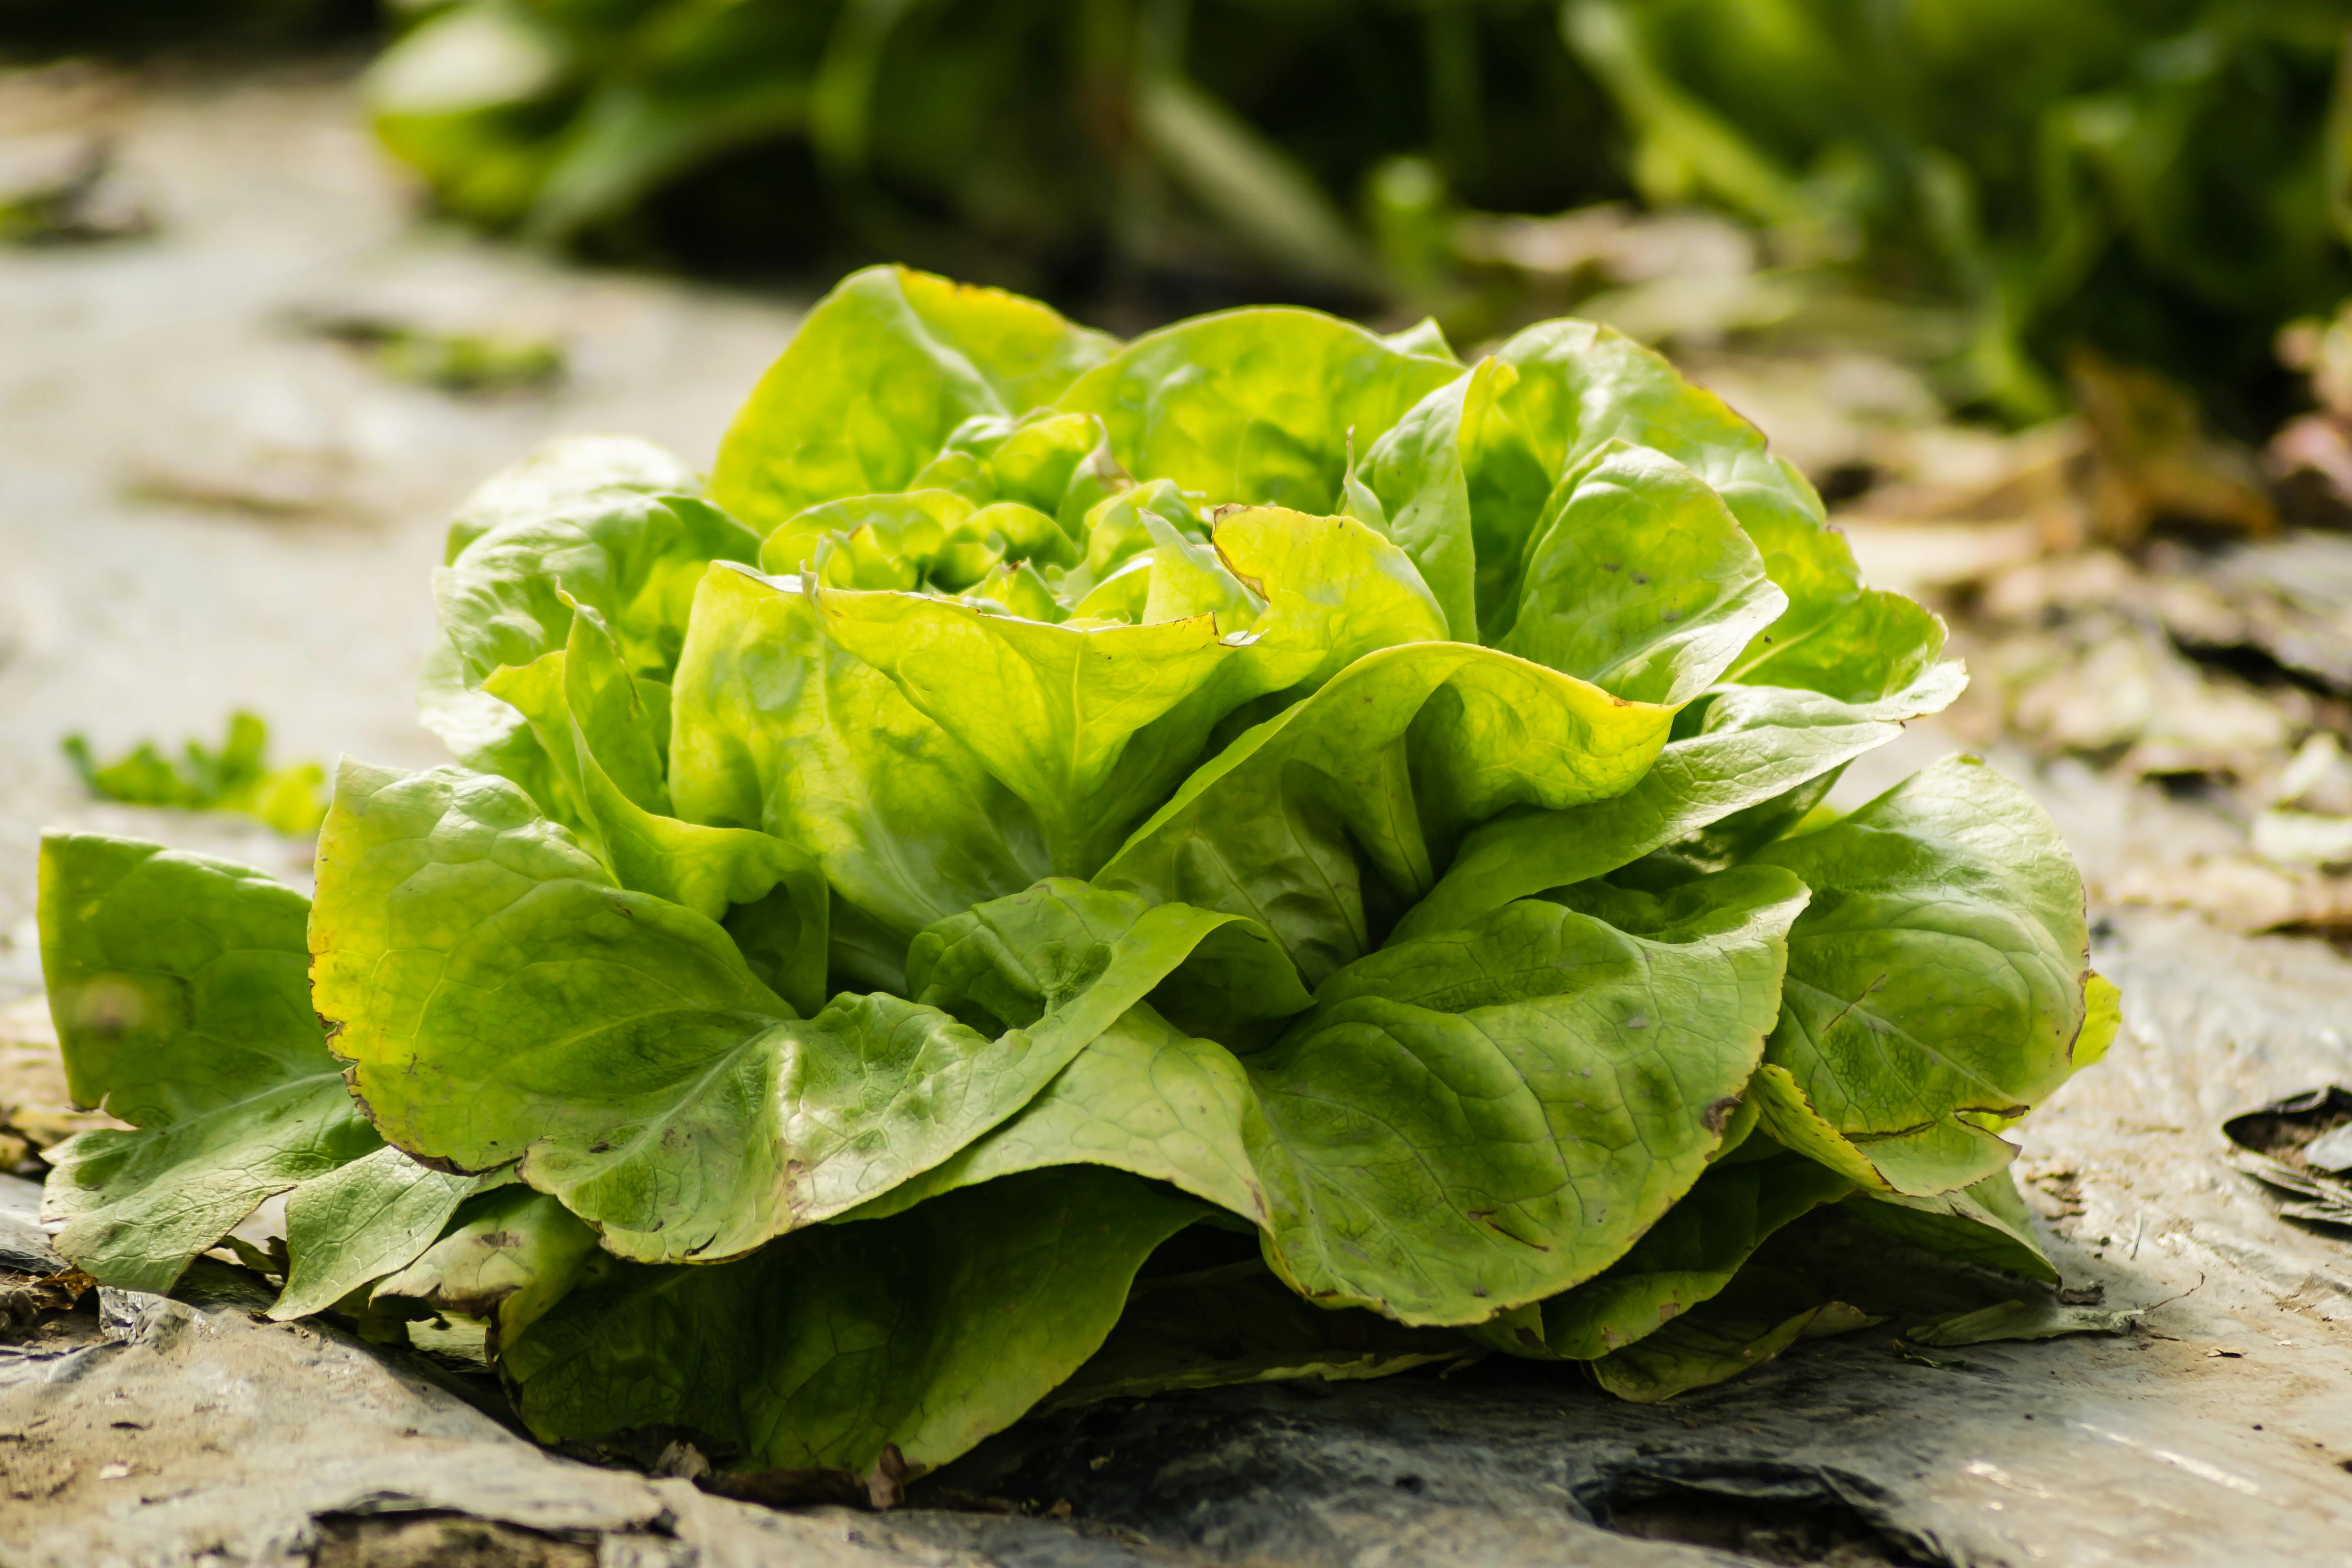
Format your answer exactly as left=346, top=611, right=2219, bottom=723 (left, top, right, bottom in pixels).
left=11, top=0, right=2343, bottom=428
left=358, top=0, right=1621, bottom=316
left=351, top=0, right=2352, bottom=429
left=62, top=713, right=328, bottom=836
left=1564, top=0, right=2352, bottom=424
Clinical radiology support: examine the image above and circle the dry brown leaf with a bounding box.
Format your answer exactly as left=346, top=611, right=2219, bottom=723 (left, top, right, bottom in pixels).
left=2101, top=856, right=2352, bottom=933
left=1838, top=517, right=2043, bottom=598
left=2068, top=348, right=2276, bottom=546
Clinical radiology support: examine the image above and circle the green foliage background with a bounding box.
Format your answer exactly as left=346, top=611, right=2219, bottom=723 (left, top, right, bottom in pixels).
left=9, top=1, right=2344, bottom=422
left=340, top=0, right=2352, bottom=425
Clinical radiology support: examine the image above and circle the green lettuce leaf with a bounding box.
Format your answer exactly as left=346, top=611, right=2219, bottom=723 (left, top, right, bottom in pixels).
left=1253, top=867, right=1805, bottom=1322
left=422, top=433, right=757, bottom=825
left=1847, top=1168, right=2058, bottom=1283
left=1346, top=359, right=1502, bottom=639
left=811, top=504, right=1450, bottom=875
left=1043, top=1258, right=1471, bottom=1410
left=670, top=563, right=1050, bottom=977
left=713, top=265, right=1118, bottom=535
left=851, top=867, right=1807, bottom=1328
left=671, top=503, right=1455, bottom=963
left=375, top=1184, right=601, bottom=1343
left=1492, top=442, right=1784, bottom=704
left=760, top=487, right=987, bottom=581
left=271, top=1146, right=487, bottom=1320
left=504, top=1167, right=1201, bottom=1473
left=1396, top=661, right=1967, bottom=942
left=813, top=589, right=1241, bottom=875
left=843, top=1003, right=1271, bottom=1226
left=311, top=761, right=1279, bottom=1261
left=1745, top=755, right=2092, bottom=1196
left=1589, top=1263, right=1878, bottom=1402
left=37, top=834, right=378, bottom=1293
left=759, top=413, right=1131, bottom=589
left=1483, top=322, right=1901, bottom=692
left=1098, top=640, right=1680, bottom=986
left=1471, top=1150, right=1853, bottom=1360
left=1354, top=317, right=1943, bottom=697
left=485, top=602, right=830, bottom=1014
left=435, top=437, right=753, bottom=689
left=915, top=408, right=1130, bottom=535
left=1057, top=306, right=1462, bottom=516
left=63, top=711, right=327, bottom=837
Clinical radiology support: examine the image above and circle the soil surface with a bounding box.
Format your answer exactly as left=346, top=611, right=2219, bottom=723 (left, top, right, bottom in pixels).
left=7, top=57, right=2352, bottom=1568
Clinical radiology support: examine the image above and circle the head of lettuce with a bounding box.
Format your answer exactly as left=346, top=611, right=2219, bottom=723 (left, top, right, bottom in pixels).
left=36, top=266, right=2115, bottom=1482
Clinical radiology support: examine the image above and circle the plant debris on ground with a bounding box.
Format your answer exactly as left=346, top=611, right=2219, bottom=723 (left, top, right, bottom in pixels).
left=62, top=710, right=327, bottom=835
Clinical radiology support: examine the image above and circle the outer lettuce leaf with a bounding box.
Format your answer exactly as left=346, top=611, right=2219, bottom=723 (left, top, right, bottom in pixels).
left=481, top=606, right=670, bottom=822
left=846, top=1004, right=1270, bottom=1226
left=311, top=761, right=1280, bottom=1262
left=1396, top=661, right=1967, bottom=942
left=271, top=1146, right=487, bottom=1320
left=443, top=433, right=703, bottom=563
left=1481, top=322, right=1889, bottom=689
left=1744, top=1062, right=2014, bottom=1197
left=1472, top=1151, right=1852, bottom=1360
left=1846, top=1167, right=2059, bottom=1283
left=1589, top=1264, right=1876, bottom=1402
left=417, top=639, right=574, bottom=829
left=1746, top=755, right=2092, bottom=1196
left=1380, top=318, right=1456, bottom=360
left=504, top=1167, right=1202, bottom=1473
left=713, top=266, right=1119, bottom=535
left=852, top=867, right=1807, bottom=1327
left=36, top=835, right=379, bottom=1292
left=1740, top=582, right=1948, bottom=706
left=376, top=1185, right=601, bottom=1343
left=1044, top=1258, right=1470, bottom=1410
left=1056, top=307, right=1462, bottom=516
left=1625, top=762, right=1848, bottom=886
left=1252, top=868, right=1804, bottom=1322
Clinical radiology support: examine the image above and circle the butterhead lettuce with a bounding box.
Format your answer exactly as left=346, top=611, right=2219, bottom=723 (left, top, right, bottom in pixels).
left=36, top=265, right=2112, bottom=1480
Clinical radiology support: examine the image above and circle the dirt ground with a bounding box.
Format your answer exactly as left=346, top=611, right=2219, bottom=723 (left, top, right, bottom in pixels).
left=10, top=57, right=2352, bottom=1568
